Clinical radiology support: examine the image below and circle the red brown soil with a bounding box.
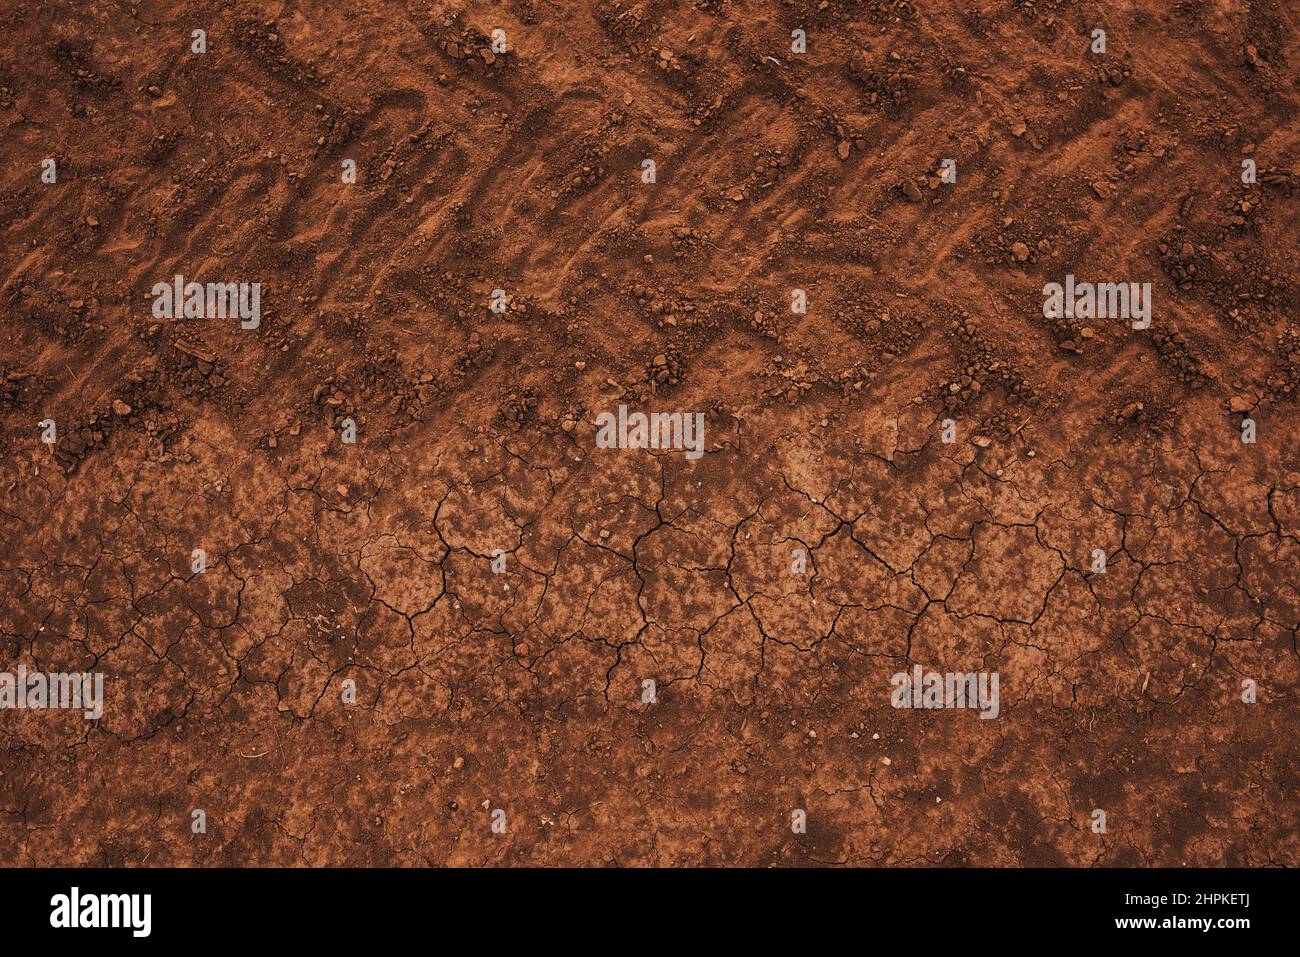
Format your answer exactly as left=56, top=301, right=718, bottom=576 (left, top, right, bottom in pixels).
left=1, top=0, right=1298, bottom=866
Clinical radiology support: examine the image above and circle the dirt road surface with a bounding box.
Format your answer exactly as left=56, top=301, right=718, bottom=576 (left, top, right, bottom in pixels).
left=1, top=0, right=1297, bottom=866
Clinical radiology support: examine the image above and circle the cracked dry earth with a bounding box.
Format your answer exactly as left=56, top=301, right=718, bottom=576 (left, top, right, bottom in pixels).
left=2, top=0, right=1299, bottom=867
